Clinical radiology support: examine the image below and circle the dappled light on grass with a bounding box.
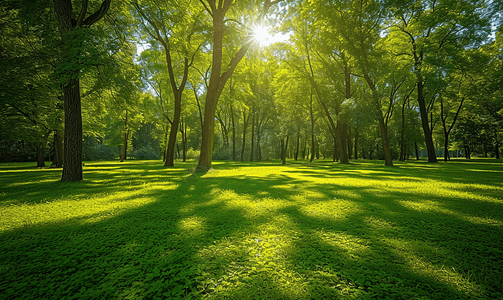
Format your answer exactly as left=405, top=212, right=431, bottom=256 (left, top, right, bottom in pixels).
left=0, top=159, right=502, bottom=299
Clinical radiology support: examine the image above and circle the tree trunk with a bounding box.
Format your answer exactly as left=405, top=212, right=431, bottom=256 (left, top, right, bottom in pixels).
left=309, top=90, right=316, bottom=163
left=417, top=77, right=438, bottom=162
left=347, top=126, right=352, bottom=159
left=302, top=139, right=306, bottom=160
left=250, top=112, right=255, bottom=161
left=415, top=142, right=420, bottom=160
left=354, top=129, right=358, bottom=160
left=61, top=76, right=83, bottom=181
left=281, top=135, right=289, bottom=165
left=365, top=76, right=393, bottom=167
left=165, top=93, right=182, bottom=167
left=52, top=130, right=64, bottom=167
left=121, top=110, right=129, bottom=162
left=37, top=131, right=51, bottom=168
left=54, top=0, right=111, bottom=182
left=241, top=110, right=249, bottom=162
left=333, top=137, right=337, bottom=162
left=257, top=118, right=263, bottom=161
left=495, top=128, right=500, bottom=159
left=231, top=104, right=236, bottom=161
left=180, top=118, right=187, bottom=162
left=295, top=134, right=300, bottom=161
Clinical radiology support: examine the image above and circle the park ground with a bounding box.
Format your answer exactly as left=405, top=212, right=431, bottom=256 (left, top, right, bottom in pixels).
left=0, top=159, right=502, bottom=299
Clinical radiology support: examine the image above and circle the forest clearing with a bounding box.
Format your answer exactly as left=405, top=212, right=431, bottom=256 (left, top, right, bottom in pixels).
left=1, top=159, right=502, bottom=299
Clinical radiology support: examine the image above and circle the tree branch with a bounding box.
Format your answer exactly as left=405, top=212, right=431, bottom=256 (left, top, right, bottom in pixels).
left=82, top=0, right=111, bottom=27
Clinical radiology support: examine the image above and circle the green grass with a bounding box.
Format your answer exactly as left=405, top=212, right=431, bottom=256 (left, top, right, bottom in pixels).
left=0, top=159, right=502, bottom=299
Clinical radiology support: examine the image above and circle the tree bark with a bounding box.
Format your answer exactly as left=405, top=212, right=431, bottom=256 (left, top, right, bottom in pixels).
left=61, top=76, right=83, bottom=181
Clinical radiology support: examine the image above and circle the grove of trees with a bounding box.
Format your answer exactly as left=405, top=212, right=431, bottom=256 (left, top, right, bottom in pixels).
left=1, top=0, right=502, bottom=181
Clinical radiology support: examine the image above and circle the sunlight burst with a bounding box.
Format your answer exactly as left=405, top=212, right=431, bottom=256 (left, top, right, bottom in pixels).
left=251, top=24, right=272, bottom=47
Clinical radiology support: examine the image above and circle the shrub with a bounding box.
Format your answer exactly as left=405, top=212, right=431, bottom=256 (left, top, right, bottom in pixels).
left=185, top=148, right=200, bottom=160
left=130, top=147, right=161, bottom=160
left=83, top=144, right=116, bottom=161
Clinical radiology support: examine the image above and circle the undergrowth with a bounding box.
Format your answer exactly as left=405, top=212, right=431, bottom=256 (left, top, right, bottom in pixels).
left=0, top=159, right=502, bottom=299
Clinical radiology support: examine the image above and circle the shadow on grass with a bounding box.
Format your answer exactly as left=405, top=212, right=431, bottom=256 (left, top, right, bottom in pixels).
left=0, top=159, right=502, bottom=299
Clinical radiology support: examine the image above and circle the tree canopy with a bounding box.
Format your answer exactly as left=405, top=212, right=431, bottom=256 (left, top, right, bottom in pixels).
left=1, top=0, right=502, bottom=177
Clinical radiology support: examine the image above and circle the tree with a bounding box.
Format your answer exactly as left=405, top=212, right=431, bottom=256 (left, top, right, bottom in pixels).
left=52, top=0, right=111, bottom=181
left=391, top=0, right=492, bottom=162
left=196, top=0, right=280, bottom=172
left=133, top=0, right=204, bottom=167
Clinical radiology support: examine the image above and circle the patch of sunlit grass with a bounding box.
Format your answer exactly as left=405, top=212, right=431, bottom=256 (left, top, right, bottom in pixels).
left=0, top=159, right=502, bottom=299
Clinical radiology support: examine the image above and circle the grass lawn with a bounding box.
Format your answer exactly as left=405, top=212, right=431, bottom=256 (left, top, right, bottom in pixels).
left=0, top=159, right=502, bottom=299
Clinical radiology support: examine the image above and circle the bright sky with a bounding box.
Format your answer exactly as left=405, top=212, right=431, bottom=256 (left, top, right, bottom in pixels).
left=252, top=24, right=291, bottom=47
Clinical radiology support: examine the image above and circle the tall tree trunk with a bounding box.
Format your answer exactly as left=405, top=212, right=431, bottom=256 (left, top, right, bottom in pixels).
left=230, top=104, right=236, bottom=161
left=250, top=111, right=255, bottom=161
left=295, top=133, right=300, bottom=161
left=399, top=96, right=407, bottom=161
left=302, top=139, right=306, bottom=160
left=309, top=90, right=316, bottom=163
left=281, top=135, right=289, bottom=165
left=257, top=118, right=263, bottom=161
left=354, top=129, right=358, bottom=160
left=120, top=110, right=129, bottom=162
left=241, top=110, right=249, bottom=162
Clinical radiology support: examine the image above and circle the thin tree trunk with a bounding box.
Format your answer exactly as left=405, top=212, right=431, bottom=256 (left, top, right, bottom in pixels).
left=121, top=110, right=129, bottom=162
left=241, top=109, right=249, bottom=162
left=180, top=118, right=187, bottom=162
left=250, top=111, right=255, bottom=161
left=354, top=129, right=358, bottom=160
left=295, top=133, right=300, bottom=161
left=230, top=104, right=236, bottom=161
left=281, top=135, right=289, bottom=165
left=495, top=128, right=500, bottom=159
left=333, top=137, right=337, bottom=162
left=347, top=126, right=352, bottom=159
left=415, top=142, right=420, bottom=160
